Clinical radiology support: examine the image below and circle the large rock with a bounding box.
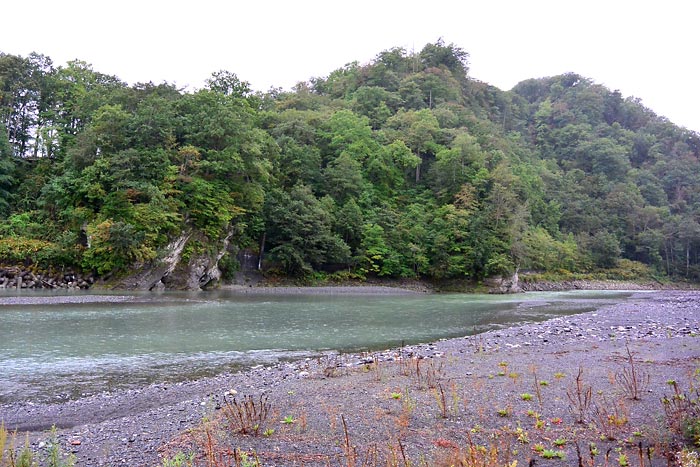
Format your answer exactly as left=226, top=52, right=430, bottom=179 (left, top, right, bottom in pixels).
left=486, top=270, right=522, bottom=294
left=113, top=228, right=233, bottom=291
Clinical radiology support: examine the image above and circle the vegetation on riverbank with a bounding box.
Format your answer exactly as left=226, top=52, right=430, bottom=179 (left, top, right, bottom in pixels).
left=156, top=343, right=700, bottom=467
left=1, top=42, right=700, bottom=289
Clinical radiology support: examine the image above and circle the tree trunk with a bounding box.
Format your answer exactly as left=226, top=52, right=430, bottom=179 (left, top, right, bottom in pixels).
left=258, top=232, right=266, bottom=271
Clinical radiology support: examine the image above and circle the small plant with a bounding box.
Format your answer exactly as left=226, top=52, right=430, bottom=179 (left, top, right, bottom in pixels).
left=46, top=426, right=77, bottom=467
left=281, top=415, right=296, bottom=425
left=541, top=449, right=565, bottom=460
left=533, top=443, right=545, bottom=453
left=161, top=452, right=195, bottom=467
left=514, top=426, right=530, bottom=444
left=554, top=372, right=566, bottom=379
left=617, top=452, right=629, bottom=466
left=262, top=428, right=275, bottom=437
left=553, top=438, right=566, bottom=447
left=661, top=378, right=700, bottom=445
left=433, top=383, right=459, bottom=419
left=592, top=396, right=629, bottom=440
left=566, top=367, right=593, bottom=424
left=391, top=392, right=402, bottom=400
left=615, top=343, right=650, bottom=400
left=221, top=394, right=271, bottom=436
left=520, top=393, right=533, bottom=401
left=496, top=406, right=512, bottom=417
left=539, top=380, right=549, bottom=386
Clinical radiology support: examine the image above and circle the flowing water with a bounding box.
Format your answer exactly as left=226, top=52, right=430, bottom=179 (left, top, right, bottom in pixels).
left=0, top=289, right=636, bottom=403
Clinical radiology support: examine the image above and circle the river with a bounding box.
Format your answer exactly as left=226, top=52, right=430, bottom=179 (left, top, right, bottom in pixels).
left=0, top=289, right=636, bottom=403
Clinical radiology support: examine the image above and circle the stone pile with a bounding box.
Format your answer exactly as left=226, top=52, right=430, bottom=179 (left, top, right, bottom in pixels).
left=0, top=266, right=94, bottom=289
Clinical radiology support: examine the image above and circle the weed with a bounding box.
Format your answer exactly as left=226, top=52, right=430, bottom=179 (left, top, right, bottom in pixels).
left=281, top=415, right=296, bottom=425
left=161, top=452, right=195, bottom=467
left=661, top=378, right=700, bottom=445
left=409, top=358, right=443, bottom=390
left=566, top=367, right=593, bottom=424
left=391, top=392, right=402, bottom=400
left=46, top=426, right=76, bottom=467
left=520, top=393, right=533, bottom=401
left=592, top=396, right=629, bottom=440
left=541, top=449, right=565, bottom=460
left=533, top=443, right=545, bottom=454
left=615, top=343, right=650, bottom=400
left=262, top=428, right=275, bottom=437
left=617, top=451, right=629, bottom=466
left=296, top=409, right=308, bottom=432
left=434, top=383, right=449, bottom=419
left=370, top=355, right=383, bottom=382
left=552, top=438, right=566, bottom=447
left=514, top=426, right=529, bottom=444
left=1, top=424, right=75, bottom=467
left=539, top=380, right=549, bottom=387
left=401, top=388, right=416, bottom=415
left=221, top=394, right=271, bottom=436
left=496, top=406, right=512, bottom=417
left=433, top=430, right=517, bottom=467
left=554, top=372, right=566, bottom=379
left=574, top=441, right=598, bottom=467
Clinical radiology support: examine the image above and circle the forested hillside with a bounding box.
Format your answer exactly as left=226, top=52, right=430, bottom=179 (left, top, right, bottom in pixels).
left=1, top=41, right=699, bottom=289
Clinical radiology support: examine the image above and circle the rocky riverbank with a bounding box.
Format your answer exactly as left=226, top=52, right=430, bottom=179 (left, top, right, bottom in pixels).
left=0, top=266, right=94, bottom=289
left=2, top=290, right=700, bottom=466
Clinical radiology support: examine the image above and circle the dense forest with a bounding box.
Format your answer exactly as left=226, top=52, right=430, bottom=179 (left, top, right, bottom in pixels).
left=1, top=41, right=699, bottom=289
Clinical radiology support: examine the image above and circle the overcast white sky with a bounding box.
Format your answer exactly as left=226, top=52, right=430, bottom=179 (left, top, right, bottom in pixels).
left=2, top=0, right=698, bottom=132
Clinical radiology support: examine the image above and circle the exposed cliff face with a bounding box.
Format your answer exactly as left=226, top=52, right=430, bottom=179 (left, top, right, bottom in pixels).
left=485, top=270, right=522, bottom=294
left=112, top=228, right=233, bottom=291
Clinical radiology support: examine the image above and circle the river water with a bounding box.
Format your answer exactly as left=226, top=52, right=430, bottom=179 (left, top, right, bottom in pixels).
left=0, top=289, right=634, bottom=403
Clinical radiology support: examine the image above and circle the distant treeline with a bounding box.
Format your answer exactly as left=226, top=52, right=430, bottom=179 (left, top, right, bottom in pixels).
left=1, top=40, right=699, bottom=285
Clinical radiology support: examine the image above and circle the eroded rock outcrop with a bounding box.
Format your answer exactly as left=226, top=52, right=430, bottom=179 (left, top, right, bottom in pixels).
left=113, top=228, right=233, bottom=291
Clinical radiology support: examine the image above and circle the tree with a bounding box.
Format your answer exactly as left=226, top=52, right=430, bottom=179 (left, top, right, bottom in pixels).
left=419, top=39, right=469, bottom=79
left=264, top=185, right=350, bottom=275
left=205, top=70, right=252, bottom=98
left=384, top=109, right=442, bottom=182
left=0, top=125, right=15, bottom=216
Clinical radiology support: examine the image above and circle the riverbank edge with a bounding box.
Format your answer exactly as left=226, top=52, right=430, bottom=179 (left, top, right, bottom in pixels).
left=2, top=289, right=700, bottom=466
left=2, top=260, right=698, bottom=293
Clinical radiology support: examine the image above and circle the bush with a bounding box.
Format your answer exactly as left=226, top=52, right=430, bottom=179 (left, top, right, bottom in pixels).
left=0, top=237, right=55, bottom=264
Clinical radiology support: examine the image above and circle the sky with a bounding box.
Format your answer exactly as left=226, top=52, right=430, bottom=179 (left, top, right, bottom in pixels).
left=2, top=0, right=698, bottom=132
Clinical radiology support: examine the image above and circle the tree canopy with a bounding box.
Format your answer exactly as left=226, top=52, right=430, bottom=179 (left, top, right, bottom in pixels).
left=1, top=44, right=699, bottom=285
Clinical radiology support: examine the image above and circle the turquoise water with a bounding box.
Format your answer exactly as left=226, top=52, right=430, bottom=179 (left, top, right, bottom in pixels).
left=0, top=289, right=634, bottom=402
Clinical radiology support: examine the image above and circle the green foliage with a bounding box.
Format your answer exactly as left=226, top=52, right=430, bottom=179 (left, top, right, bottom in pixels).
left=81, top=220, right=154, bottom=275
left=0, top=44, right=698, bottom=283
left=0, top=237, right=56, bottom=264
